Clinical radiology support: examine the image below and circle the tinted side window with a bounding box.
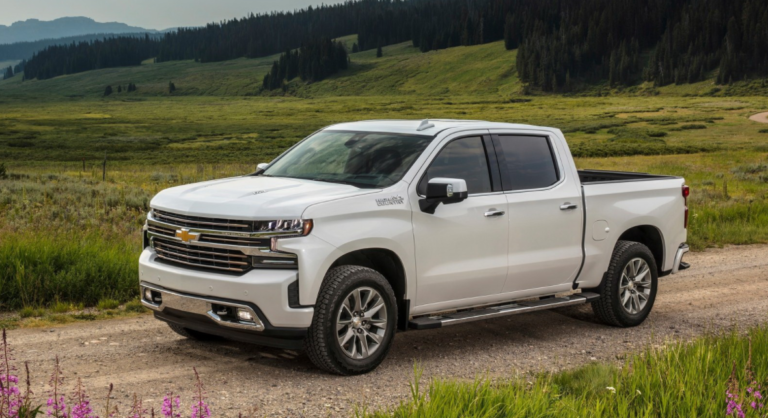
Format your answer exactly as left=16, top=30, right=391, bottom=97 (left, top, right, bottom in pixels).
left=418, top=136, right=492, bottom=195
left=494, top=135, right=559, bottom=191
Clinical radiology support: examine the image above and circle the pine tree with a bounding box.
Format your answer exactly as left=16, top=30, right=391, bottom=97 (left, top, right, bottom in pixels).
left=376, top=44, right=383, bottom=58
left=352, top=43, right=359, bottom=53
left=168, top=81, right=176, bottom=93
left=104, top=85, right=113, bottom=96
left=117, top=85, right=122, bottom=93
left=2, top=66, right=12, bottom=80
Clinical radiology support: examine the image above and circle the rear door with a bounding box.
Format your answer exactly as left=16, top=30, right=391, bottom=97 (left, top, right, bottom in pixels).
left=410, top=133, right=509, bottom=308
left=490, top=133, right=584, bottom=294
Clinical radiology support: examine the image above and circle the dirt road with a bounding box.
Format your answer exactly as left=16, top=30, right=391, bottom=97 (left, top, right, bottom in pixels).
left=12, top=245, right=768, bottom=417
left=749, top=111, right=768, bottom=123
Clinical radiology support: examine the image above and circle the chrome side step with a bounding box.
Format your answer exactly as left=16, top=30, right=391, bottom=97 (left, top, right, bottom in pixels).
left=409, top=292, right=600, bottom=330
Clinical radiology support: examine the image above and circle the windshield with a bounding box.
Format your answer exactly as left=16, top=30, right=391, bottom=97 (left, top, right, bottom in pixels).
left=263, top=130, right=433, bottom=188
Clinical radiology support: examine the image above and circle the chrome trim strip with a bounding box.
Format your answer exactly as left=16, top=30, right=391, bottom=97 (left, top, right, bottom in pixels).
left=155, top=240, right=249, bottom=259
left=671, top=243, right=690, bottom=274
left=148, top=212, right=302, bottom=238
left=155, top=247, right=249, bottom=267
left=148, top=231, right=297, bottom=258
left=154, top=211, right=251, bottom=228
left=154, top=252, right=247, bottom=272
left=140, top=282, right=264, bottom=331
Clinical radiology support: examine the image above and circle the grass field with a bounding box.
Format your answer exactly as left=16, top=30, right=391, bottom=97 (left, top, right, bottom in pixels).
left=0, top=38, right=767, bottom=309
left=361, top=326, right=768, bottom=417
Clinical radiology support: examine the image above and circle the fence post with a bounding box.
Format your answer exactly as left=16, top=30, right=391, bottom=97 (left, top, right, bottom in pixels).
left=102, top=152, right=107, bottom=181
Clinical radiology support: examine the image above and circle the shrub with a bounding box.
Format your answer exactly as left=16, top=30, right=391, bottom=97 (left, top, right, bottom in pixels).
left=97, top=298, right=120, bottom=310
left=124, top=299, right=146, bottom=313
left=680, top=123, right=707, bottom=130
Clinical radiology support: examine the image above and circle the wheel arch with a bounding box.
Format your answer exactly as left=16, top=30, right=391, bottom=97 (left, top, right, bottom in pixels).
left=329, top=248, right=410, bottom=330
left=616, top=225, right=665, bottom=274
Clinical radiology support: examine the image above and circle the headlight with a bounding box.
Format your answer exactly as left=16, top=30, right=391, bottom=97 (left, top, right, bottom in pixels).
left=258, top=219, right=313, bottom=236
left=269, top=219, right=313, bottom=252
left=252, top=219, right=312, bottom=269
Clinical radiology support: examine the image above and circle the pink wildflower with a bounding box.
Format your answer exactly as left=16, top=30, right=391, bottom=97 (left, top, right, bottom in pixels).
left=161, top=394, right=181, bottom=418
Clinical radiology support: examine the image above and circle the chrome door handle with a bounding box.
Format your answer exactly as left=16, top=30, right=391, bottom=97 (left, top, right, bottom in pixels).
left=560, top=203, right=578, bottom=211
left=484, top=209, right=506, bottom=218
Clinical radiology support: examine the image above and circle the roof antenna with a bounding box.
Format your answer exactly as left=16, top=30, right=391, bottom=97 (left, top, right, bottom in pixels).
left=416, top=119, right=435, bottom=131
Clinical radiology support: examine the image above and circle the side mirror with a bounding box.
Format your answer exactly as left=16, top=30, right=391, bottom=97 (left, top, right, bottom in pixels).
left=255, top=163, right=269, bottom=175
left=419, top=178, right=468, bottom=214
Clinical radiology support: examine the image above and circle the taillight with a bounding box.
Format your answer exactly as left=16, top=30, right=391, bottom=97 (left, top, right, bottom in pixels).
left=682, top=185, right=690, bottom=228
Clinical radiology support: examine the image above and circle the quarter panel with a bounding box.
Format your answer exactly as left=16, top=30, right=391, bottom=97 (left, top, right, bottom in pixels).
left=578, top=179, right=687, bottom=288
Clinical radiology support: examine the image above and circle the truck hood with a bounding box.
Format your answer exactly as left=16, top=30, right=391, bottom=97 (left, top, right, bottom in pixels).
left=150, top=176, right=378, bottom=219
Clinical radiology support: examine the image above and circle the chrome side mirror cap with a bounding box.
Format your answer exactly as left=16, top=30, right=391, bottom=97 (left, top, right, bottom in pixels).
left=419, top=178, right=468, bottom=214
left=255, top=163, right=269, bottom=175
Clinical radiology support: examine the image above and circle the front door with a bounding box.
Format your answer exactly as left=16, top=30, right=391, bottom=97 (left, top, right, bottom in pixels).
left=411, top=134, right=509, bottom=308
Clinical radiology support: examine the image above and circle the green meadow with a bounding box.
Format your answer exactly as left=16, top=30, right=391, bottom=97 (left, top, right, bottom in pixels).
left=1, top=38, right=768, bottom=309
left=361, top=327, right=768, bottom=418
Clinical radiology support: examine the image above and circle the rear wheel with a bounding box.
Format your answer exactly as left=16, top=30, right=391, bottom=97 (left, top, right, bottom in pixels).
left=592, top=240, right=658, bottom=327
left=167, top=323, right=221, bottom=341
left=305, top=265, right=397, bottom=375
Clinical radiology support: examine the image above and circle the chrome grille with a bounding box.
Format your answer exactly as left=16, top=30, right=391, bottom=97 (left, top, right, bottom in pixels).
left=198, top=234, right=269, bottom=247
left=146, top=209, right=300, bottom=274
left=153, top=209, right=252, bottom=232
left=147, top=224, right=176, bottom=238
left=153, top=238, right=250, bottom=273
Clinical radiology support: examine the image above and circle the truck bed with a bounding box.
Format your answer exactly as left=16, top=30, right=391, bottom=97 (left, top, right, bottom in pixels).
left=578, top=169, right=678, bottom=184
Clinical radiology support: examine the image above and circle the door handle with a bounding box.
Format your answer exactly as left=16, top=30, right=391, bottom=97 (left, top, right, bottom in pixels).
left=560, top=203, right=578, bottom=211
left=484, top=209, right=506, bottom=217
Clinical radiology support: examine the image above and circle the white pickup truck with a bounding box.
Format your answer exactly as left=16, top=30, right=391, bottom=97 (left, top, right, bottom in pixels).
left=140, top=119, right=690, bottom=375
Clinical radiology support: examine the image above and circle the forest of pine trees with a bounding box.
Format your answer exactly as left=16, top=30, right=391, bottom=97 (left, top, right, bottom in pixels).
left=2, top=66, right=13, bottom=80
left=262, top=39, right=348, bottom=90
left=19, top=0, right=768, bottom=90
left=23, top=35, right=157, bottom=80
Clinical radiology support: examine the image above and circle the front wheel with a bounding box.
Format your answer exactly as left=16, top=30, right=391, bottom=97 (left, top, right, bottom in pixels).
left=592, top=240, right=658, bottom=327
left=305, top=265, right=397, bottom=375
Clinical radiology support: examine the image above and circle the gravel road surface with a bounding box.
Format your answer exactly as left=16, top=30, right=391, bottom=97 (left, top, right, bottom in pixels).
left=11, top=245, right=768, bottom=417
left=749, top=111, right=768, bottom=123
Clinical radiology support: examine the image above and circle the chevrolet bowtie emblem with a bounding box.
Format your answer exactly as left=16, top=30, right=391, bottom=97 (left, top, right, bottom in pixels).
left=175, top=229, right=200, bottom=243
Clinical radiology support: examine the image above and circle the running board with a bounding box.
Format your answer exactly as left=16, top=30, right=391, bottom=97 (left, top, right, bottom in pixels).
left=408, top=292, right=600, bottom=330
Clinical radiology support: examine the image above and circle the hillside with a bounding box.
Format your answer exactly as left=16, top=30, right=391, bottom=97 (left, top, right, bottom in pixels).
left=4, top=36, right=768, bottom=101
left=1, top=36, right=521, bottom=99
left=0, top=17, right=159, bottom=44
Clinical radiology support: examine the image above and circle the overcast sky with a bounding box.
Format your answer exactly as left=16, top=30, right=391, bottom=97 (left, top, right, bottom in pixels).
left=0, top=0, right=342, bottom=29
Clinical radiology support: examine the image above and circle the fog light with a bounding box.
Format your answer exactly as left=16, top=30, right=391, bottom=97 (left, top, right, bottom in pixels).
left=237, top=308, right=254, bottom=322
left=144, top=288, right=153, bottom=302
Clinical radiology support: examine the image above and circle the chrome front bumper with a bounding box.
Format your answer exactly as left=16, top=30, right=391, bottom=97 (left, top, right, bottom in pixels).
left=140, top=282, right=265, bottom=331
left=671, top=243, right=690, bottom=274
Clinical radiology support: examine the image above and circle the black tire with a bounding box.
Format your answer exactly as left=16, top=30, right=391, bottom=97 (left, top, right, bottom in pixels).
left=305, top=265, right=398, bottom=375
left=591, top=240, right=658, bottom=327
left=167, top=323, right=222, bottom=341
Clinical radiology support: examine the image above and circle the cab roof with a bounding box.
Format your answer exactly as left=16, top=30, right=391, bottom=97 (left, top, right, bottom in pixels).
left=324, top=119, right=547, bottom=136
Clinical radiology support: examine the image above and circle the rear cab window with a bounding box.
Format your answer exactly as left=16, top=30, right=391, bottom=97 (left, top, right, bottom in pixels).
left=492, top=135, right=560, bottom=191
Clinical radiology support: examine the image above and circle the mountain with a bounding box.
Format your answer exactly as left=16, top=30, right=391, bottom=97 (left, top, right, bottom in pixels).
left=0, top=17, right=160, bottom=44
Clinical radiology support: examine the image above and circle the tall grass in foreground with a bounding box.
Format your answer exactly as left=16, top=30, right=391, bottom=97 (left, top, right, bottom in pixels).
left=362, top=326, right=768, bottom=417
left=0, top=232, right=140, bottom=310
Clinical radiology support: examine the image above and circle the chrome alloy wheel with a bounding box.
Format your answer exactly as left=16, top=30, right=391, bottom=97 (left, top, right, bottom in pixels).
left=336, top=286, right=388, bottom=360
left=619, top=258, right=652, bottom=314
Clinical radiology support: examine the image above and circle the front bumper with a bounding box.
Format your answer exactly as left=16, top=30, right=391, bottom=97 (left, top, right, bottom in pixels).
left=139, top=248, right=314, bottom=336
